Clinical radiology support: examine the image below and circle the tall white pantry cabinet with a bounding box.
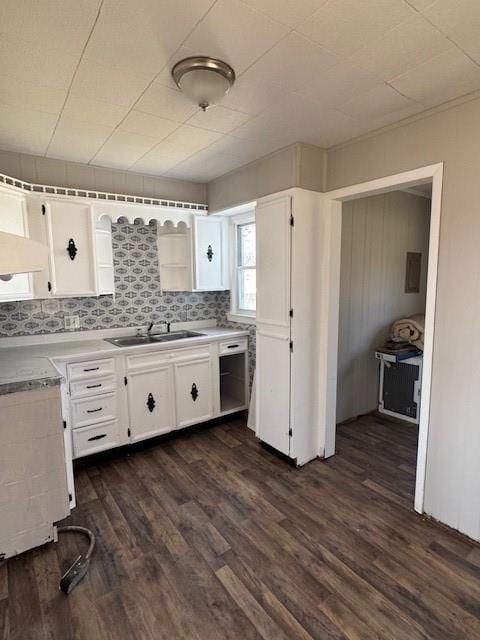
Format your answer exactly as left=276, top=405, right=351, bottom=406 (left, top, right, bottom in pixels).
left=255, top=188, right=323, bottom=466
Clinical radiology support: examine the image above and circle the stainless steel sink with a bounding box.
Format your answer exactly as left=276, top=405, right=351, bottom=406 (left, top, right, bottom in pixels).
left=151, top=331, right=203, bottom=342
left=105, top=331, right=204, bottom=348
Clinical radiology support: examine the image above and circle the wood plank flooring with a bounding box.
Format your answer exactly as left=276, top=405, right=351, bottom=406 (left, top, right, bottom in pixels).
left=3, top=413, right=480, bottom=639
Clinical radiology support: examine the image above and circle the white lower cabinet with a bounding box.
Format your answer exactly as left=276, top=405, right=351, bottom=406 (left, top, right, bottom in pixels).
left=127, top=365, right=175, bottom=443
left=65, top=337, right=247, bottom=461
left=174, top=357, right=213, bottom=428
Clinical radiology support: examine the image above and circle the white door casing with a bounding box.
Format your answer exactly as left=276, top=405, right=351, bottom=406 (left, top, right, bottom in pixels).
left=320, top=163, right=443, bottom=514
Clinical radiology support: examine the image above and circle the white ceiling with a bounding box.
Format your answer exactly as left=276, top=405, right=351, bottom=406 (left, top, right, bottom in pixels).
left=1, top=0, right=480, bottom=182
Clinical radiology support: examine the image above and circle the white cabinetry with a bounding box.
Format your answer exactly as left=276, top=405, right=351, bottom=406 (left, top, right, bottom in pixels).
left=255, top=189, right=322, bottom=466
left=62, top=335, right=247, bottom=462
left=44, top=199, right=97, bottom=297
left=0, top=187, right=33, bottom=301
left=127, top=361, right=175, bottom=442
left=174, top=356, right=213, bottom=428
left=256, top=195, right=291, bottom=456
left=66, top=357, right=127, bottom=459
left=193, top=216, right=228, bottom=290
left=157, top=216, right=229, bottom=292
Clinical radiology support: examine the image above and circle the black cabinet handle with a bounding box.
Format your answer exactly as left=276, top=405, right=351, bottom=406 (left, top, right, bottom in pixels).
left=67, top=238, right=78, bottom=260
left=206, top=245, right=213, bottom=262
left=191, top=383, right=199, bottom=401
left=86, top=383, right=102, bottom=389
left=87, top=407, right=102, bottom=413
left=227, top=344, right=239, bottom=349
left=88, top=434, right=107, bottom=442
left=83, top=367, right=99, bottom=372
left=147, top=393, right=156, bottom=413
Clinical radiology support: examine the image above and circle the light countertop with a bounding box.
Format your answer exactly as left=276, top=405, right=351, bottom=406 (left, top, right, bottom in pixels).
left=0, top=326, right=249, bottom=395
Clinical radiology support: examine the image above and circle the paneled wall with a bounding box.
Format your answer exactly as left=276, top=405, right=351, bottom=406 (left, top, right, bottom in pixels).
left=0, top=149, right=207, bottom=204
left=337, top=190, right=431, bottom=423
left=208, top=143, right=326, bottom=212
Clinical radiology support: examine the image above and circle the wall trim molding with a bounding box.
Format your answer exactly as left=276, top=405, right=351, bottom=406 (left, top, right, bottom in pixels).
left=0, top=171, right=208, bottom=212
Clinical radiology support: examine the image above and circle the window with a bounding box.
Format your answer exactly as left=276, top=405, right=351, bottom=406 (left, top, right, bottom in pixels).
left=237, top=221, right=256, bottom=313
left=228, top=212, right=256, bottom=323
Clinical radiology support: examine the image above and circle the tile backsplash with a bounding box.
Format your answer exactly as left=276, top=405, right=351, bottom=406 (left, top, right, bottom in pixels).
left=0, top=222, right=220, bottom=337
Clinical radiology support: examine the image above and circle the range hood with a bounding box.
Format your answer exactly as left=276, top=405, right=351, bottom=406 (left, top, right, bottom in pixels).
left=0, top=231, right=48, bottom=281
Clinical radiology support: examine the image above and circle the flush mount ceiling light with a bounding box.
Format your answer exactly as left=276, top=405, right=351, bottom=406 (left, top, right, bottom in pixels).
left=172, top=56, right=235, bottom=111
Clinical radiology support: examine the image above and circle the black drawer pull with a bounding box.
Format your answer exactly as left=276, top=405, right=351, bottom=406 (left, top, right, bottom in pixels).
left=86, top=407, right=103, bottom=413
left=227, top=344, right=239, bottom=349
left=86, top=383, right=102, bottom=389
left=83, top=367, right=99, bottom=372
left=191, top=383, right=199, bottom=401
left=87, top=434, right=107, bottom=442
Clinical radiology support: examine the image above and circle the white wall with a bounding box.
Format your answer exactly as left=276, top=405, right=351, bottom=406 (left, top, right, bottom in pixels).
left=337, top=191, right=430, bottom=423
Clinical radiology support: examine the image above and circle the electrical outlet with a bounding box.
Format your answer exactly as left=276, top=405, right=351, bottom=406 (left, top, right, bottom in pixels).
left=64, top=315, right=80, bottom=330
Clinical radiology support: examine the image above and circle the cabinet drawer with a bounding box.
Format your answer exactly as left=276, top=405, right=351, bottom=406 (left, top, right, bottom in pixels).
left=70, top=392, right=117, bottom=428
left=219, top=338, right=248, bottom=355
left=68, top=358, right=115, bottom=381
left=126, top=345, right=210, bottom=371
left=72, top=420, right=121, bottom=458
left=170, top=345, right=211, bottom=363
left=70, top=374, right=116, bottom=399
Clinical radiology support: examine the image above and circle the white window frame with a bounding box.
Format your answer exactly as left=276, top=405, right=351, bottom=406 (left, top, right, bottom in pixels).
left=228, top=210, right=256, bottom=325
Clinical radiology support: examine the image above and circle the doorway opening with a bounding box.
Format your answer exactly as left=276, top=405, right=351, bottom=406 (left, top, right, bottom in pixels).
left=336, top=186, right=432, bottom=508
left=320, top=163, right=443, bottom=514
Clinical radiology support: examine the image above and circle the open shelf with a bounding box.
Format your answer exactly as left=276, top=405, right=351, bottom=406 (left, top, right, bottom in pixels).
left=157, top=223, right=192, bottom=291
left=220, top=352, right=247, bottom=414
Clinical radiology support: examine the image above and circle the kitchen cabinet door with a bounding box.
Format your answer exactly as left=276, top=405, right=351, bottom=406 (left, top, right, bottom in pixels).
left=44, top=199, right=97, bottom=296
left=193, top=216, right=228, bottom=290
left=174, top=357, right=213, bottom=429
left=255, top=194, right=292, bottom=457
left=127, top=365, right=175, bottom=443
left=0, top=188, right=33, bottom=301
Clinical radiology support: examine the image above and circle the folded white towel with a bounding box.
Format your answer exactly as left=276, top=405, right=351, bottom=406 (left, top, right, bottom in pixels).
left=391, top=314, right=425, bottom=350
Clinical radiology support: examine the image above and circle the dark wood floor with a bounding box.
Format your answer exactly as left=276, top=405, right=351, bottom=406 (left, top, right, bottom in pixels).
left=3, top=413, right=480, bottom=639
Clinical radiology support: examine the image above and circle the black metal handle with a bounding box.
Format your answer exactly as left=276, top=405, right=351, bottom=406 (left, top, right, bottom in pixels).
left=191, top=383, right=198, bottom=401
left=86, top=383, right=102, bottom=389
left=83, top=367, right=99, bottom=372
left=67, top=238, right=77, bottom=260
left=206, top=245, right=213, bottom=262
left=87, top=434, right=107, bottom=441
left=147, top=393, right=155, bottom=413
left=87, top=407, right=103, bottom=413
left=227, top=344, right=239, bottom=349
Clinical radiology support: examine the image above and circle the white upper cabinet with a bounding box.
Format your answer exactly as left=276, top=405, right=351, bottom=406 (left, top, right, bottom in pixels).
left=0, top=188, right=33, bottom=302
left=157, top=216, right=229, bottom=292
left=193, top=216, right=229, bottom=291
left=44, top=199, right=97, bottom=297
